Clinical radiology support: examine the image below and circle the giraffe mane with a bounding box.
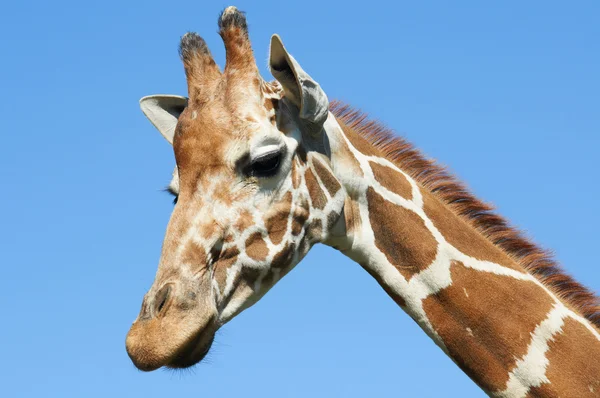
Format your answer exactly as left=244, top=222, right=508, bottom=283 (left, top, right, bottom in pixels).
left=330, top=100, right=600, bottom=329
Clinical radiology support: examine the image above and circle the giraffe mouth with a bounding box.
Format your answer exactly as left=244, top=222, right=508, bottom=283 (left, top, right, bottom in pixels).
left=166, top=326, right=216, bottom=369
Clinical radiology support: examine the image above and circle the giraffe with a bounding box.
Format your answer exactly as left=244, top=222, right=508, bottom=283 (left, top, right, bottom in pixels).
left=125, top=7, right=600, bottom=397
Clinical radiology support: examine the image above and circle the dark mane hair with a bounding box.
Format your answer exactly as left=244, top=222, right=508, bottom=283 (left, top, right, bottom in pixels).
left=330, top=100, right=600, bottom=329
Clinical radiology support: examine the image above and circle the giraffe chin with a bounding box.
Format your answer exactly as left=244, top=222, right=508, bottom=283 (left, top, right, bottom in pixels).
left=166, top=331, right=215, bottom=369
left=126, top=312, right=218, bottom=372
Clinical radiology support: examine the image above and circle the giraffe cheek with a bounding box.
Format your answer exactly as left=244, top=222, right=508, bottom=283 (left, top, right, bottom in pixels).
left=272, top=243, right=295, bottom=271
left=291, top=207, right=309, bottom=236
left=266, top=214, right=288, bottom=245
left=180, top=241, right=207, bottom=272
left=264, top=191, right=293, bottom=245
left=212, top=247, right=240, bottom=300
left=245, top=233, right=269, bottom=262
left=234, top=209, right=254, bottom=233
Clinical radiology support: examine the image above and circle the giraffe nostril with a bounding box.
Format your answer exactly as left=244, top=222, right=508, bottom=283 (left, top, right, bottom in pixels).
left=154, top=284, right=172, bottom=315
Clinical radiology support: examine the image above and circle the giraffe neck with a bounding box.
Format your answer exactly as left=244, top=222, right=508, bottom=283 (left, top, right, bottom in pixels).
left=321, top=112, right=600, bottom=397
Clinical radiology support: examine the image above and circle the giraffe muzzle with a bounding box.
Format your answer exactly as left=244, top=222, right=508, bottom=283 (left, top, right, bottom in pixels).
left=125, top=281, right=218, bottom=371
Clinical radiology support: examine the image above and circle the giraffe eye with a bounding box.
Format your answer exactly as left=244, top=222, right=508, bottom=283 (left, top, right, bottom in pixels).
left=248, top=151, right=281, bottom=178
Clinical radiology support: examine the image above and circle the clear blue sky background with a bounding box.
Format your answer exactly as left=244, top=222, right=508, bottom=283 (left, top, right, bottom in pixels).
left=1, top=1, right=598, bottom=397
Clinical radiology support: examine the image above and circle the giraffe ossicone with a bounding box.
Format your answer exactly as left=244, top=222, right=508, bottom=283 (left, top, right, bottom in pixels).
left=126, top=7, right=600, bottom=397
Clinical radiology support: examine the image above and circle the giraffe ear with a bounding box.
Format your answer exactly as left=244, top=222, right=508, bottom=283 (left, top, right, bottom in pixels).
left=269, top=34, right=329, bottom=135
left=139, top=95, right=188, bottom=144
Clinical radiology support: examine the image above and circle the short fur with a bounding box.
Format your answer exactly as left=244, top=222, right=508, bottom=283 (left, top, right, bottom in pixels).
left=330, top=100, right=600, bottom=328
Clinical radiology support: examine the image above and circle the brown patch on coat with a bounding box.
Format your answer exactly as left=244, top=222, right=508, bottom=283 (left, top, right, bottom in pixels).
left=309, top=219, right=323, bottom=241
left=180, top=241, right=207, bottom=269
left=525, top=318, right=600, bottom=398
left=327, top=212, right=339, bottom=229
left=213, top=247, right=240, bottom=295
left=234, top=209, right=254, bottom=232
left=369, top=161, right=412, bottom=200
left=198, top=219, right=219, bottom=240
left=423, top=191, right=521, bottom=271
left=312, top=158, right=341, bottom=197
left=264, top=191, right=292, bottom=245
left=272, top=243, right=294, bottom=269
left=335, top=114, right=383, bottom=157
left=291, top=198, right=310, bottom=236
left=241, top=267, right=263, bottom=286
left=344, top=199, right=361, bottom=241
left=331, top=101, right=600, bottom=328
left=305, top=168, right=327, bottom=210
left=211, top=178, right=238, bottom=206
left=367, top=187, right=437, bottom=280
left=245, top=232, right=269, bottom=261
left=263, top=97, right=274, bottom=113
left=422, top=262, right=555, bottom=392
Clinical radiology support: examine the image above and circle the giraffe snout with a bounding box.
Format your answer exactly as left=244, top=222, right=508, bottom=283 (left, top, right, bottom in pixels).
left=126, top=278, right=218, bottom=371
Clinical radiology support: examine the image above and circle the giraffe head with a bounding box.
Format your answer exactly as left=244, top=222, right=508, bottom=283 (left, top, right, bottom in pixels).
left=126, top=7, right=346, bottom=371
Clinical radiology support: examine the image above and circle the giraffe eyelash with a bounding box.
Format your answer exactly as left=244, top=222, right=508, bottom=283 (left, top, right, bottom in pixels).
left=163, top=186, right=179, bottom=205
left=245, top=150, right=282, bottom=178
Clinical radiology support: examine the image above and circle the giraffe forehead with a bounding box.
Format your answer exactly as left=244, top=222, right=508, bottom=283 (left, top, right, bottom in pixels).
left=174, top=79, right=282, bottom=161
left=177, top=107, right=282, bottom=164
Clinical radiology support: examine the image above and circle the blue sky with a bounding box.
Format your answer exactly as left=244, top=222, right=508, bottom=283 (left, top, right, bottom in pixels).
left=1, top=1, right=599, bottom=397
